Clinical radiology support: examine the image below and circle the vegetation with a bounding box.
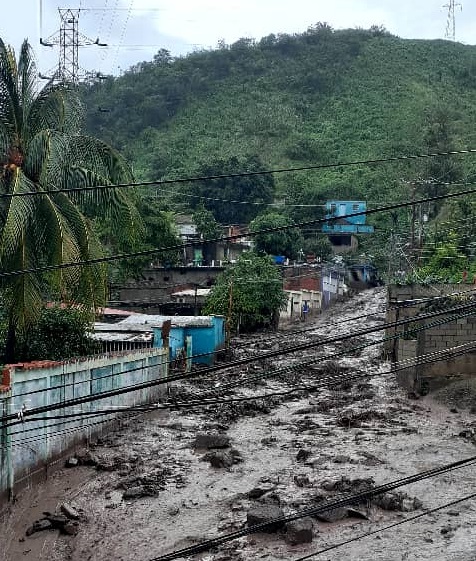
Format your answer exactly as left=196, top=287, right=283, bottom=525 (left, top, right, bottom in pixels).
left=203, top=252, right=287, bottom=331
left=78, top=26, right=476, bottom=279
left=0, top=39, right=139, bottom=361
left=19, top=306, right=100, bottom=361
left=249, top=212, right=304, bottom=259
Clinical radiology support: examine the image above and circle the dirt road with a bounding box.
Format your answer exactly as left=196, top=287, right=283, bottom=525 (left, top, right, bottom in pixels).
left=2, top=288, right=476, bottom=561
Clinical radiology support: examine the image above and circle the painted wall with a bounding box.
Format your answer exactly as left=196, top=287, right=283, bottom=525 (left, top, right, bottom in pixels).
left=153, top=316, right=225, bottom=365
left=0, top=348, right=168, bottom=502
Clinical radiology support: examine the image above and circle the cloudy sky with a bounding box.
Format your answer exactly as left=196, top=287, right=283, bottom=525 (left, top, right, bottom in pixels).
left=1, top=0, right=475, bottom=77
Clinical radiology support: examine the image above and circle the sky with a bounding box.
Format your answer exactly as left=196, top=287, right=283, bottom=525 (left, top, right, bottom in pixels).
left=1, top=0, right=475, bottom=77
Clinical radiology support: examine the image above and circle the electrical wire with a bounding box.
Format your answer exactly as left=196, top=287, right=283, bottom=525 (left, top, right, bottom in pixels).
left=146, top=456, right=476, bottom=561
left=4, top=296, right=474, bottom=424
left=5, top=302, right=474, bottom=434
left=292, top=492, right=476, bottom=560
left=3, top=185, right=476, bottom=279
left=6, top=338, right=476, bottom=450
left=1, top=149, right=475, bottom=201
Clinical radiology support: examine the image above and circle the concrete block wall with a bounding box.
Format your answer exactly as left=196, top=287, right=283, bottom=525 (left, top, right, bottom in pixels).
left=0, top=348, right=168, bottom=503
left=387, top=284, right=476, bottom=394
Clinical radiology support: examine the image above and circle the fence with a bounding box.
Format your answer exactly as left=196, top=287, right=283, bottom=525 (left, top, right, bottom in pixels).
left=0, top=347, right=168, bottom=504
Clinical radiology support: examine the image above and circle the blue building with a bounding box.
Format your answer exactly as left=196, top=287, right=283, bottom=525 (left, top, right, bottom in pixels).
left=322, top=201, right=374, bottom=235
left=153, top=315, right=226, bottom=366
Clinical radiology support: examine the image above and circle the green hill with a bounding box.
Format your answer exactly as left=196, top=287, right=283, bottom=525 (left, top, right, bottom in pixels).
left=80, top=25, right=476, bottom=272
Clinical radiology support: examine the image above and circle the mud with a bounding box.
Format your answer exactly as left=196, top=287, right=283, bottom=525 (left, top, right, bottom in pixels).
left=2, top=287, right=476, bottom=561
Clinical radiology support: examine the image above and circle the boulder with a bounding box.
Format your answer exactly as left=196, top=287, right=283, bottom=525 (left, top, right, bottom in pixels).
left=247, top=504, right=285, bottom=532
left=314, top=506, right=348, bottom=523
left=194, top=433, right=230, bottom=449
left=285, top=517, right=314, bottom=544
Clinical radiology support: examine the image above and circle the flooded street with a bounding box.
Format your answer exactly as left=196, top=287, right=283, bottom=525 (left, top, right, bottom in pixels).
left=2, top=287, right=476, bottom=561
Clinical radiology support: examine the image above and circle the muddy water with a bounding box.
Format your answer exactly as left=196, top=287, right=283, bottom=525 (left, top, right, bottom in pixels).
left=2, top=288, right=476, bottom=561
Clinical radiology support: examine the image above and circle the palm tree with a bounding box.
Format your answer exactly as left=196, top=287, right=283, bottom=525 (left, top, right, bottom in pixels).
left=0, top=39, right=141, bottom=360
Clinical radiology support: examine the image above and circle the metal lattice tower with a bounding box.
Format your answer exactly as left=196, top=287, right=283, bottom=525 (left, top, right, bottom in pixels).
left=59, top=9, right=79, bottom=83
left=41, top=7, right=107, bottom=84
left=444, top=0, right=462, bottom=42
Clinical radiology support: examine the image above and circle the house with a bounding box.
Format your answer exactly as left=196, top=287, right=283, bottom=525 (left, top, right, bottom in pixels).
left=152, top=315, right=226, bottom=366
left=280, top=289, right=322, bottom=322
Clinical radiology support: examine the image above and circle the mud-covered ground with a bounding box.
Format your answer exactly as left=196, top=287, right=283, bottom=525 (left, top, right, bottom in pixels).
left=3, top=288, right=476, bottom=561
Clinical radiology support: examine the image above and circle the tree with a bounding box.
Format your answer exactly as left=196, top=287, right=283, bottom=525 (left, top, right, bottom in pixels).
left=188, top=155, right=275, bottom=224
left=20, top=306, right=100, bottom=361
left=193, top=204, right=221, bottom=265
left=0, top=39, right=140, bottom=361
left=203, top=252, right=287, bottom=332
left=249, top=212, right=304, bottom=259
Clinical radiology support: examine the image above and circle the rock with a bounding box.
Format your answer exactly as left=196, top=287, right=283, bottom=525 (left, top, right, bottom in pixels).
left=374, top=492, right=422, bottom=512
left=294, top=475, right=311, bottom=488
left=246, top=505, right=285, bottom=532
left=168, top=506, right=180, bottom=516
left=285, top=517, right=314, bottom=544
left=60, top=502, right=80, bottom=521
left=333, top=455, right=352, bottom=464
left=247, top=486, right=275, bottom=499
left=314, top=506, right=348, bottom=522
left=347, top=507, right=369, bottom=520
left=194, top=433, right=230, bottom=449
left=45, top=515, right=69, bottom=529
left=202, top=448, right=242, bottom=468
left=122, top=485, right=149, bottom=499
left=65, top=457, right=79, bottom=468
left=26, top=519, right=53, bottom=536
left=75, top=450, right=99, bottom=466
left=95, top=458, right=116, bottom=472
left=62, top=521, right=80, bottom=536
left=296, top=449, right=312, bottom=462
left=257, top=492, right=281, bottom=506
left=320, top=476, right=374, bottom=494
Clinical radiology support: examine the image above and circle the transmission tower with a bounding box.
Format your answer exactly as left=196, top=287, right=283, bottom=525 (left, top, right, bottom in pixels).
left=444, top=0, right=462, bottom=42
left=41, top=8, right=107, bottom=84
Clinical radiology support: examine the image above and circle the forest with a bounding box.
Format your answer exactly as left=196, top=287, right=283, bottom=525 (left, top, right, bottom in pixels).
left=79, top=24, right=476, bottom=279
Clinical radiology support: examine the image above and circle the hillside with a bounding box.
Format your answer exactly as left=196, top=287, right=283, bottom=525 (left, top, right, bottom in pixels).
left=80, top=25, right=476, bottom=269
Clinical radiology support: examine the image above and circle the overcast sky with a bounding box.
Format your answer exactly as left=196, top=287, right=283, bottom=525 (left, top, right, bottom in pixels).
left=1, top=0, right=475, bottom=77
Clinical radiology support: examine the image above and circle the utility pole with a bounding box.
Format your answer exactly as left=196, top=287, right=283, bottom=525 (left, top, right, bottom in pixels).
left=40, top=7, right=107, bottom=84
left=225, top=279, right=233, bottom=360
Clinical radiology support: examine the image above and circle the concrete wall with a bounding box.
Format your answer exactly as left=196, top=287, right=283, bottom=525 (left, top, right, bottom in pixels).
left=0, top=348, right=168, bottom=503
left=386, top=284, right=476, bottom=394
left=280, top=290, right=322, bottom=322
left=113, top=266, right=224, bottom=308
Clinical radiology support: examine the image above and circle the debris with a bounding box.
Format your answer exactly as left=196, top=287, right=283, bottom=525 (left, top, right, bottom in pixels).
left=294, top=474, right=311, bottom=487
left=296, top=449, right=312, bottom=462
left=60, top=503, right=80, bottom=521
left=374, top=491, right=422, bottom=512
left=285, top=517, right=314, bottom=544
left=247, top=485, right=276, bottom=499
left=65, top=457, right=79, bottom=468
left=26, top=519, right=53, bottom=536
left=314, top=506, right=348, bottom=522
left=320, top=476, right=374, bottom=494
left=246, top=505, right=285, bottom=532
left=202, top=448, right=242, bottom=468
left=194, top=433, right=231, bottom=449
left=122, top=485, right=150, bottom=499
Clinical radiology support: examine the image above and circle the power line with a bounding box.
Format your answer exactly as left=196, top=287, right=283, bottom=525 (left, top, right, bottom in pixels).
left=9, top=334, right=475, bottom=438
left=147, top=456, right=476, bottom=561
left=1, top=149, right=475, bottom=201
left=3, top=185, right=476, bottom=279
left=293, top=492, right=476, bottom=560
left=3, top=298, right=476, bottom=426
